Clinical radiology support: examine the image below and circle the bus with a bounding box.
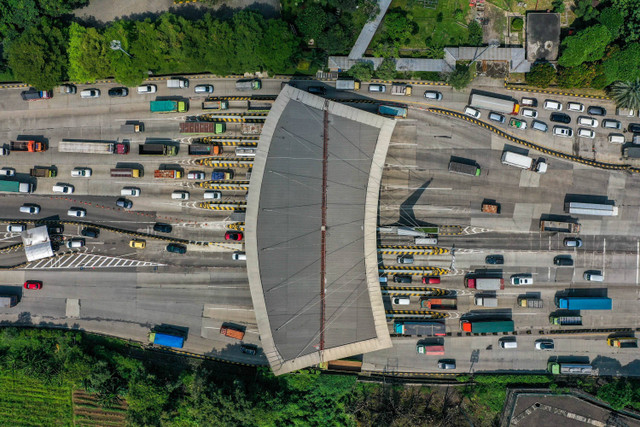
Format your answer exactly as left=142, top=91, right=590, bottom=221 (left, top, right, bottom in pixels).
left=564, top=202, right=618, bottom=216
left=547, top=362, right=592, bottom=375
left=469, top=93, right=520, bottom=115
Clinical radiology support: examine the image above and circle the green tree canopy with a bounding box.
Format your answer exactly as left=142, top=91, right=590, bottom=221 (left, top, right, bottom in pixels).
left=611, top=0, right=640, bottom=42
left=602, top=43, right=640, bottom=85
left=6, top=18, right=66, bottom=89
left=383, top=11, right=411, bottom=45
left=295, top=4, right=328, bottom=41
left=525, top=62, right=556, bottom=88
left=598, top=7, right=624, bottom=39
left=375, top=57, right=396, bottom=80
left=258, top=20, right=298, bottom=73
left=447, top=64, right=473, bottom=90
left=67, top=22, right=111, bottom=83
left=573, top=0, right=599, bottom=21
left=556, top=64, right=597, bottom=88
left=557, top=25, right=613, bottom=67
left=467, top=21, right=483, bottom=46
left=609, top=78, right=640, bottom=110
left=348, top=61, right=374, bottom=81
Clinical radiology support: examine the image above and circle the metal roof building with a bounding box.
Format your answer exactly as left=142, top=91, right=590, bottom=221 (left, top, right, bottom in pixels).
left=245, top=86, right=394, bottom=375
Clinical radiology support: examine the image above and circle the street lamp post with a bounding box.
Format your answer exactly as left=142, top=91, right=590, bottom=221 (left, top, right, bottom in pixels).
left=110, top=40, right=132, bottom=58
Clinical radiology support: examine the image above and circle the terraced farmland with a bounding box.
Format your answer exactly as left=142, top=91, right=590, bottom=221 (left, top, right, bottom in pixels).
left=72, top=390, right=127, bottom=426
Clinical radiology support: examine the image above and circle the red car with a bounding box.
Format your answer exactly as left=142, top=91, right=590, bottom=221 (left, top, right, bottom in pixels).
left=225, top=231, right=243, bottom=241
left=422, top=276, right=441, bottom=285
left=24, top=280, right=42, bottom=290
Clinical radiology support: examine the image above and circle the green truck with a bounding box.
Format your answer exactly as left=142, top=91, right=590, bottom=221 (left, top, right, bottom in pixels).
left=547, top=362, right=592, bottom=375
left=150, top=100, right=188, bottom=113
left=0, top=180, right=32, bottom=193
left=461, top=319, right=514, bottom=333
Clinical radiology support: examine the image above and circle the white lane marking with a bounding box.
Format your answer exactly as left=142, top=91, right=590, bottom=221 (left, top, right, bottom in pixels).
left=636, top=240, right=639, bottom=286
left=603, top=238, right=606, bottom=277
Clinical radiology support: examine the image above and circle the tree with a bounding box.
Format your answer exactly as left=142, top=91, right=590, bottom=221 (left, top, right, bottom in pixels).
left=557, top=25, right=612, bottom=67
left=598, top=8, right=624, bottom=39
left=6, top=18, right=66, bottom=89
left=229, top=11, right=265, bottom=73
left=317, top=25, right=352, bottom=55
left=67, top=22, right=111, bottom=83
left=525, top=62, right=556, bottom=88
left=511, top=18, right=523, bottom=31
left=383, top=12, right=411, bottom=44
left=374, top=57, right=396, bottom=80
left=611, top=0, right=640, bottom=42
left=602, top=44, right=640, bottom=85
left=447, top=64, right=473, bottom=90
left=556, top=64, right=596, bottom=88
left=467, top=21, right=483, bottom=46
left=552, top=0, right=565, bottom=13
left=573, top=0, right=599, bottom=21
left=258, top=20, right=298, bottom=73
left=609, top=79, right=640, bottom=111
left=295, top=4, right=328, bottom=41
left=347, top=61, right=374, bottom=81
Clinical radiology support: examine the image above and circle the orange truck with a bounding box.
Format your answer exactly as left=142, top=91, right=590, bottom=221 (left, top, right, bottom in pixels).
left=154, top=169, right=183, bottom=179
left=220, top=325, right=245, bottom=340
left=10, top=140, right=45, bottom=152
left=420, top=298, right=457, bottom=310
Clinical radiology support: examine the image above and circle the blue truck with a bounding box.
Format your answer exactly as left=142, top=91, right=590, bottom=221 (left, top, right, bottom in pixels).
left=148, top=331, right=185, bottom=348
left=378, top=105, right=407, bottom=118
left=555, top=297, right=612, bottom=310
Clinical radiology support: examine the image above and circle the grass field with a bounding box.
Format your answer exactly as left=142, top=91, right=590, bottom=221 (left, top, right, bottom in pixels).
left=0, top=374, right=73, bottom=426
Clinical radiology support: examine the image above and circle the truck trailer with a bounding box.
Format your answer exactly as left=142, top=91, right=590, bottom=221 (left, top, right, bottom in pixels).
left=394, top=321, right=446, bottom=336
left=138, top=144, right=177, bottom=156
left=465, top=277, right=504, bottom=290
left=59, top=140, right=128, bottom=154
left=420, top=298, right=457, bottom=310
left=564, top=202, right=618, bottom=217
left=179, top=122, right=226, bottom=134
left=607, top=337, right=638, bottom=348
left=202, top=100, right=229, bottom=110
left=547, top=362, right=592, bottom=375
left=241, top=123, right=263, bottom=135
left=10, top=140, right=45, bottom=152
left=30, top=167, right=56, bottom=177
left=188, top=144, right=221, bottom=155
left=540, top=220, right=581, bottom=233
left=150, top=100, right=188, bottom=113
left=378, top=105, right=408, bottom=118
left=555, top=297, right=612, bottom=310
left=549, top=315, right=583, bottom=325
left=469, top=93, right=520, bottom=115
left=517, top=297, right=543, bottom=308
left=154, top=170, right=183, bottom=179
left=501, top=152, right=547, bottom=173
left=623, top=147, right=640, bottom=158
left=110, top=168, right=141, bottom=178
left=460, top=319, right=514, bottom=333
left=0, top=181, right=32, bottom=193
left=448, top=161, right=481, bottom=176
left=148, top=331, right=184, bottom=348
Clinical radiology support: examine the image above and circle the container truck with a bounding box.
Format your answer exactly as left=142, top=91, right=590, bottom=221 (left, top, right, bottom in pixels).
left=540, top=220, right=580, bottom=233
left=549, top=315, right=582, bottom=326
left=448, top=161, right=481, bottom=176
left=335, top=79, right=360, bottom=91
left=110, top=168, right=141, bottom=178
left=394, top=321, right=446, bottom=336
left=465, top=277, right=504, bottom=290
left=547, top=362, right=592, bottom=375
left=416, top=344, right=445, bottom=355
left=0, top=181, right=32, bottom=193
left=460, top=319, right=514, bottom=333
left=501, top=152, right=547, bottom=173
left=469, top=93, right=520, bottom=115
left=235, top=79, right=261, bottom=91
left=148, top=331, right=184, bottom=348
left=150, top=100, right=188, bottom=113
left=30, top=167, right=56, bottom=177
left=555, top=297, right=612, bottom=310
left=10, top=140, right=45, bottom=152
left=138, top=144, right=177, bottom=156
left=623, top=147, right=640, bottom=158
left=59, top=140, right=128, bottom=154
left=391, top=84, right=412, bottom=96
left=0, top=295, right=18, bottom=307
left=154, top=170, right=183, bottom=179
left=607, top=337, right=638, bottom=348
left=220, top=325, right=245, bottom=340
left=203, top=100, right=229, bottom=110
left=179, top=122, right=226, bottom=134
left=241, top=123, right=263, bottom=135
left=378, top=105, right=408, bottom=118
left=517, top=296, right=543, bottom=308
left=564, top=202, right=618, bottom=217
left=188, top=144, right=222, bottom=155
left=420, top=298, right=457, bottom=310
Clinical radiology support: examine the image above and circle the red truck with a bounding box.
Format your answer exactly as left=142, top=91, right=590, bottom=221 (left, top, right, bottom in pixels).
left=220, top=325, right=245, bottom=340
left=10, top=140, right=45, bottom=152
left=420, top=298, right=457, bottom=310
left=180, top=122, right=225, bottom=134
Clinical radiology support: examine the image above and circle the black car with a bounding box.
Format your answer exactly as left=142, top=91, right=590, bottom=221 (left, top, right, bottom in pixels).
left=628, top=123, right=640, bottom=133
left=550, top=112, right=571, bottom=124
left=47, top=224, right=64, bottom=234
left=166, top=243, right=187, bottom=254
left=108, top=87, right=129, bottom=97
left=393, top=275, right=413, bottom=284
left=307, top=86, right=326, bottom=95
left=80, top=227, right=100, bottom=238
left=553, top=255, right=573, bottom=266
left=240, top=344, right=258, bottom=355
left=153, top=223, right=172, bottom=233
left=485, top=255, right=504, bottom=265
left=116, top=198, right=133, bottom=209
left=587, top=106, right=606, bottom=116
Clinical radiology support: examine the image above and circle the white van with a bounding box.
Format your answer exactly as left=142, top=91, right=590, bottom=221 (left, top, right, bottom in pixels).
left=584, top=271, right=604, bottom=281
left=52, top=184, right=74, bottom=194
left=167, top=78, right=188, bottom=88
left=121, top=187, right=141, bottom=197
left=204, top=191, right=222, bottom=200
left=608, top=134, right=625, bottom=144
left=543, top=100, right=563, bottom=111
left=500, top=339, right=518, bottom=349
left=235, top=147, right=256, bottom=157
left=392, top=297, right=411, bottom=305
left=232, top=252, right=247, bottom=261
left=415, top=237, right=438, bottom=245
left=171, top=191, right=190, bottom=200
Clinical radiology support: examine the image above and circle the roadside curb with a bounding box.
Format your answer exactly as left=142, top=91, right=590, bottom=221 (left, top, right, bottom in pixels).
left=503, top=78, right=610, bottom=100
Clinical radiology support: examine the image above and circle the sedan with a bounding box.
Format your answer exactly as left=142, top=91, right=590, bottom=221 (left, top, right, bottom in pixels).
left=553, top=126, right=573, bottom=137
left=488, top=112, right=505, bottom=123
left=550, top=113, right=571, bottom=124
left=602, top=119, right=622, bottom=130
left=166, top=243, right=187, bottom=254
left=577, top=116, right=598, bottom=127
left=578, top=128, right=595, bottom=138
left=67, top=208, right=86, bottom=217
left=108, top=87, right=128, bottom=97
left=485, top=255, right=504, bottom=264
left=153, top=223, right=172, bottom=233
left=437, top=359, right=456, bottom=370
left=422, top=276, right=441, bottom=284
left=116, top=198, right=133, bottom=209
left=535, top=340, right=554, bottom=350
left=187, top=171, right=206, bottom=180
left=587, top=106, right=607, bottom=116
left=563, top=237, right=583, bottom=247
left=225, top=231, right=243, bottom=241
left=464, top=106, right=481, bottom=119
left=137, top=84, right=157, bottom=94
left=520, top=108, right=538, bottom=118
left=628, top=123, right=640, bottom=133
left=52, top=184, right=74, bottom=194
left=423, top=91, right=442, bottom=100
left=24, top=280, right=42, bottom=290
left=80, top=89, right=100, bottom=99
left=240, top=344, right=258, bottom=355
left=510, top=274, right=533, bottom=285
left=393, top=275, right=412, bottom=283
left=307, top=86, right=326, bottom=95
left=194, top=84, right=214, bottom=94
left=567, top=102, right=584, bottom=112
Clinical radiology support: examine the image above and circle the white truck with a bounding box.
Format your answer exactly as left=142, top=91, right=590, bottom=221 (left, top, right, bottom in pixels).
left=335, top=79, right=360, bottom=91
left=391, top=84, right=412, bottom=96
left=501, top=152, right=547, bottom=173
left=167, top=78, right=189, bottom=88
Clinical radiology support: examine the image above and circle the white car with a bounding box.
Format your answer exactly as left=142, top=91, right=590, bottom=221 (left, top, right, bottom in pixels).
left=121, top=187, right=141, bottom=197
left=464, top=106, right=481, bottom=119
left=553, top=126, right=573, bottom=137
left=577, top=116, right=598, bottom=128
left=80, top=89, right=100, bottom=99
left=19, top=205, right=40, bottom=214
left=578, top=128, right=595, bottom=139
left=71, top=168, right=92, bottom=177
left=520, top=108, right=538, bottom=118
left=567, top=102, right=584, bottom=112
left=543, top=100, right=563, bottom=111
left=511, top=274, right=533, bottom=285
left=204, top=190, right=222, bottom=200
left=137, top=84, right=157, bottom=94
left=187, top=171, right=206, bottom=180
left=52, top=184, right=74, bottom=194
left=7, top=224, right=26, bottom=232
left=67, top=208, right=86, bottom=217
left=0, top=168, right=15, bottom=176
left=66, top=239, right=85, bottom=248
left=171, top=191, right=190, bottom=200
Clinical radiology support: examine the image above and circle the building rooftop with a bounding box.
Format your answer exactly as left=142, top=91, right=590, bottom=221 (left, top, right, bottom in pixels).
left=245, top=86, right=394, bottom=375
left=526, top=13, right=561, bottom=62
